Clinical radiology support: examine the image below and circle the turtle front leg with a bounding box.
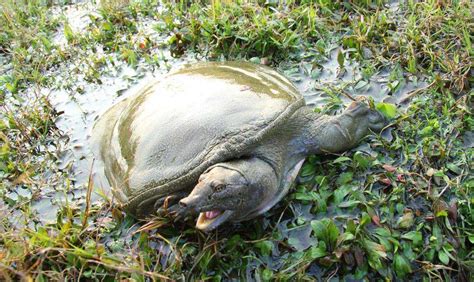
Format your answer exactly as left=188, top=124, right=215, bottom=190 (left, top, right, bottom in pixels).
left=154, top=191, right=193, bottom=221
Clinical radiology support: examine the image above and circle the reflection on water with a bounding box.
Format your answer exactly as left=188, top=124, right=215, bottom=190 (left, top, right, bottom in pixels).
left=8, top=6, right=425, bottom=223
left=34, top=63, right=194, bottom=223
left=281, top=48, right=427, bottom=107
left=37, top=50, right=425, bottom=223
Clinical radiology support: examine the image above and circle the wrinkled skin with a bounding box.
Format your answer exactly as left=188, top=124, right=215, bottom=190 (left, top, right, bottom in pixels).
left=176, top=100, right=386, bottom=231
left=315, top=100, right=386, bottom=153
left=93, top=62, right=387, bottom=232
left=178, top=158, right=278, bottom=232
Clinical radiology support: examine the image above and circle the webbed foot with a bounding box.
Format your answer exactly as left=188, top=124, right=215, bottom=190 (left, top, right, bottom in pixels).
left=154, top=193, right=192, bottom=221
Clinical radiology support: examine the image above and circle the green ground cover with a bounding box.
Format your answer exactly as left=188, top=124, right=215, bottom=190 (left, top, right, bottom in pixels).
left=0, top=0, right=472, bottom=280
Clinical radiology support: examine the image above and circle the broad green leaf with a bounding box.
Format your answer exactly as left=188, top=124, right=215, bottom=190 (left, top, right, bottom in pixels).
left=338, top=232, right=355, bottom=243
left=333, top=156, right=351, bottom=163
left=336, top=172, right=353, bottom=185
left=364, top=239, right=387, bottom=259
left=261, top=268, right=273, bottom=281
left=300, top=163, right=315, bottom=177
left=368, top=256, right=382, bottom=270
left=394, top=254, right=412, bottom=277
left=359, top=212, right=371, bottom=227
left=375, top=227, right=391, bottom=237
left=315, top=175, right=328, bottom=187
left=446, top=163, right=462, bottom=175
left=311, top=219, right=340, bottom=249
left=346, top=219, right=356, bottom=234
left=338, top=200, right=360, bottom=208
left=401, top=231, right=422, bottom=246
left=420, top=125, right=433, bottom=136
left=334, top=185, right=351, bottom=204
left=308, top=245, right=327, bottom=259
left=353, top=151, right=370, bottom=169
left=425, top=248, right=435, bottom=261
left=337, top=50, right=344, bottom=68
left=294, top=191, right=317, bottom=201
left=402, top=242, right=417, bottom=261
left=376, top=102, right=398, bottom=119
left=397, top=211, right=414, bottom=229
left=438, top=249, right=449, bottom=265
left=377, top=236, right=392, bottom=252
left=255, top=240, right=273, bottom=256
left=432, top=224, right=443, bottom=249
left=327, top=221, right=340, bottom=247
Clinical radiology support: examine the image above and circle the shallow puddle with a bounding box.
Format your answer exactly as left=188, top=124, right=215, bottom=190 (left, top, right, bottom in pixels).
left=37, top=54, right=426, bottom=223
left=281, top=48, right=428, bottom=107
left=9, top=3, right=427, bottom=224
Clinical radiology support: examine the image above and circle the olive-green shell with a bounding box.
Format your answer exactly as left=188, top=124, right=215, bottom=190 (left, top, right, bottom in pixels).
left=93, top=62, right=304, bottom=217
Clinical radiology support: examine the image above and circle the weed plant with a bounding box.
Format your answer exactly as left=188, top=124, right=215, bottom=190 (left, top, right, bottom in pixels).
left=0, top=0, right=472, bottom=280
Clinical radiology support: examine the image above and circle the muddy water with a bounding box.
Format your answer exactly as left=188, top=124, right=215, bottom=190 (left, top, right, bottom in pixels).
left=20, top=3, right=426, bottom=222
left=280, top=48, right=427, bottom=107
left=37, top=50, right=425, bottom=223
left=35, top=59, right=199, bottom=222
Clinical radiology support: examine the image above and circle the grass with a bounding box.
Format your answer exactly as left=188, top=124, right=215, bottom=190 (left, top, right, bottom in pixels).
left=0, top=0, right=473, bottom=280
left=157, top=1, right=333, bottom=60
left=0, top=0, right=62, bottom=92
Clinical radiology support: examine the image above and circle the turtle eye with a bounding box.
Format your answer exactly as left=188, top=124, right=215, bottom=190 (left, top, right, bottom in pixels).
left=213, top=184, right=225, bottom=192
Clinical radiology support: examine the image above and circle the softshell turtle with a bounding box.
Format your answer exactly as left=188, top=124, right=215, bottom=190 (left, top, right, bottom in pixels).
left=93, top=61, right=385, bottom=232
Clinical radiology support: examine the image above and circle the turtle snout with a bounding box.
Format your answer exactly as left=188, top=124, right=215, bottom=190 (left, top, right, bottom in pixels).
left=178, top=197, right=191, bottom=208
left=179, top=195, right=199, bottom=209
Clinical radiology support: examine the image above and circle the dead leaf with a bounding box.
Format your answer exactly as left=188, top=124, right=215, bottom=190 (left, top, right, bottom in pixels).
left=433, top=200, right=448, bottom=215
left=425, top=215, right=435, bottom=221
left=448, top=200, right=457, bottom=221
left=354, top=246, right=365, bottom=266
left=334, top=248, right=345, bottom=259
left=397, top=174, right=406, bottom=183
left=12, top=171, right=32, bottom=185
left=372, top=215, right=382, bottom=227
left=379, top=177, right=392, bottom=186
left=397, top=210, right=414, bottom=229
left=426, top=168, right=436, bottom=177
left=343, top=252, right=355, bottom=266
left=382, top=164, right=396, bottom=172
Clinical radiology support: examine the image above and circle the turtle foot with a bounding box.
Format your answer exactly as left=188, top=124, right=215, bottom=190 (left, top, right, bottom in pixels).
left=157, top=204, right=191, bottom=221
left=154, top=192, right=191, bottom=221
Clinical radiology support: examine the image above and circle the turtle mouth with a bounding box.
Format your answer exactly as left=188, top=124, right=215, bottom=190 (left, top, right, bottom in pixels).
left=196, top=210, right=233, bottom=232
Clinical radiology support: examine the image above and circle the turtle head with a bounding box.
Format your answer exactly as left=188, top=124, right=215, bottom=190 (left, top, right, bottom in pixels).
left=179, top=162, right=269, bottom=232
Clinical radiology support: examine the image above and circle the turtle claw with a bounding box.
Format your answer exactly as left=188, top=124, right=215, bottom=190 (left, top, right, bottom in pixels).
left=157, top=204, right=189, bottom=221
left=155, top=192, right=190, bottom=222
left=154, top=192, right=190, bottom=219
